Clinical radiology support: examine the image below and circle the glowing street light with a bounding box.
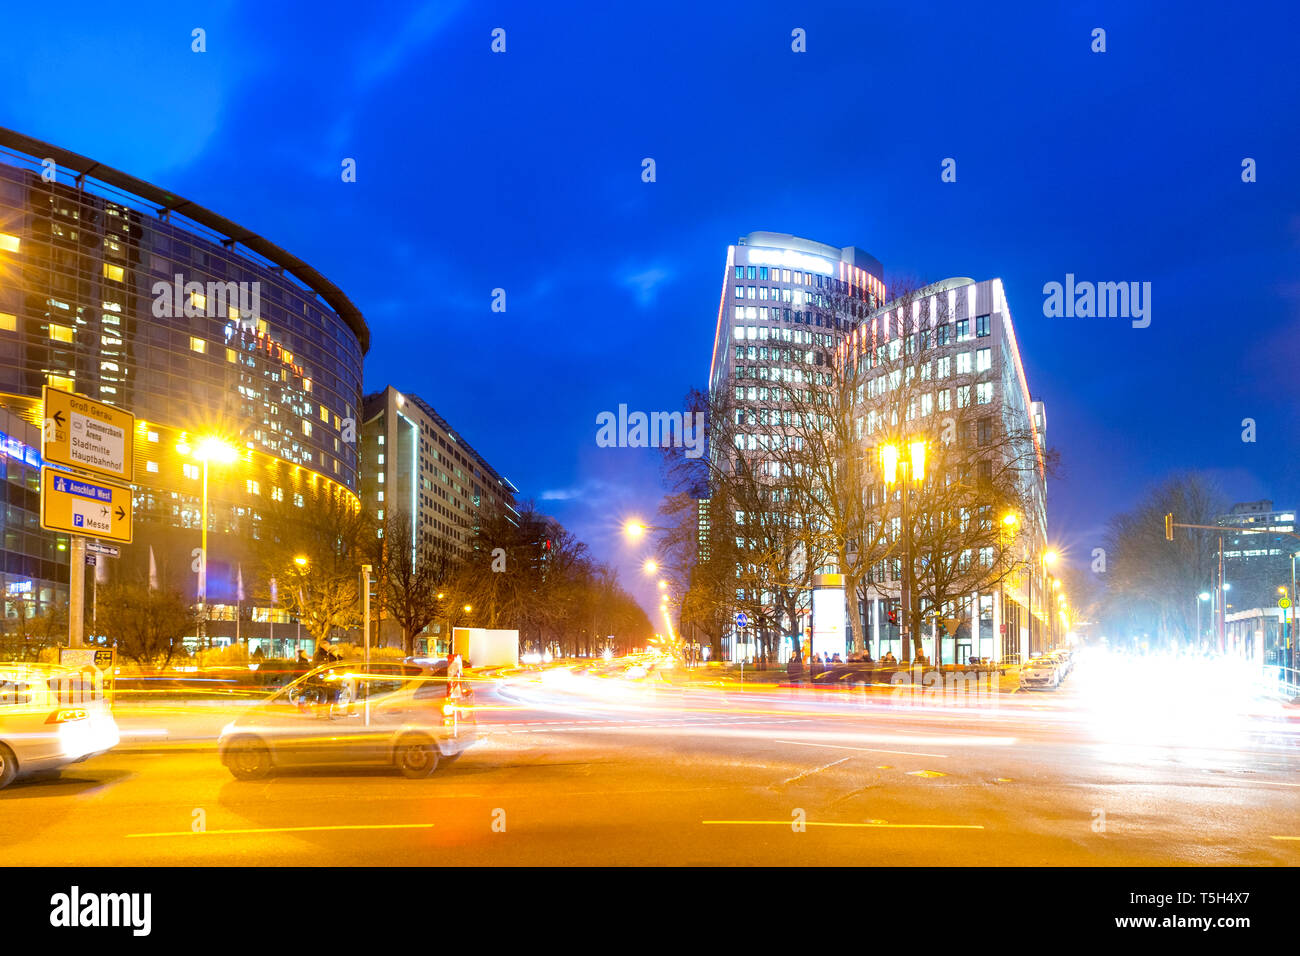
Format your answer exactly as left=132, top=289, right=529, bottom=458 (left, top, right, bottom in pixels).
left=878, top=438, right=927, bottom=661
left=643, top=559, right=658, bottom=574
left=177, top=434, right=241, bottom=647
left=294, top=555, right=309, bottom=568
left=624, top=520, right=648, bottom=539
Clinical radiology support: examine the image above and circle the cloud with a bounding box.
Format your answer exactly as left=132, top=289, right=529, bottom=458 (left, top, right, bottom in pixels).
left=619, top=265, right=674, bottom=307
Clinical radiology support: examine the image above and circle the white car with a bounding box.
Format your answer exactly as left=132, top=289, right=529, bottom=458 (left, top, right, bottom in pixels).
left=0, top=662, right=120, bottom=788
left=1047, top=649, right=1073, bottom=677
left=1019, top=656, right=1061, bottom=690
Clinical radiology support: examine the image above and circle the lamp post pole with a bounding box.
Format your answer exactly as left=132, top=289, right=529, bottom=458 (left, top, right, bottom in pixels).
left=199, top=457, right=209, bottom=650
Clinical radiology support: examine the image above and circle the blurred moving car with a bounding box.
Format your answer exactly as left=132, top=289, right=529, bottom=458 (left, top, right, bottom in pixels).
left=1019, top=656, right=1061, bottom=690
left=219, top=660, right=477, bottom=780
left=0, top=662, right=120, bottom=789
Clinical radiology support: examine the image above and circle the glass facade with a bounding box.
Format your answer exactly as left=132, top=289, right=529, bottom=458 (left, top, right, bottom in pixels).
left=0, top=136, right=368, bottom=634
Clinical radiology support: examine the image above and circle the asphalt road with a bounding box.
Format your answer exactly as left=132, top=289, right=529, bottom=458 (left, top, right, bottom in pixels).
left=3, top=655, right=1298, bottom=865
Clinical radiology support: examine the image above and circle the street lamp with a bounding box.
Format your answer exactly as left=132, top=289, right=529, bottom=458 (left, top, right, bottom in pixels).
left=178, top=435, right=239, bottom=649
left=1040, top=550, right=1058, bottom=651
left=880, top=439, right=926, bottom=663
left=1197, top=592, right=1210, bottom=647
left=643, top=559, right=658, bottom=574
left=623, top=520, right=648, bottom=540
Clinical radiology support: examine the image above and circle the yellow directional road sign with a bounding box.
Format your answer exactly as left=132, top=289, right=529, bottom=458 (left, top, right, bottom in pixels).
left=42, top=386, right=135, bottom=483
left=40, top=467, right=133, bottom=544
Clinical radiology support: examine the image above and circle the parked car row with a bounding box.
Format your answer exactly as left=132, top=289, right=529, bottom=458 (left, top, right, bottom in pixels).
left=1018, top=648, right=1074, bottom=691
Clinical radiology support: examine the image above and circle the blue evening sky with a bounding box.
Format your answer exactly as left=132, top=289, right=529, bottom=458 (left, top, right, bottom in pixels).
left=4, top=0, right=1298, bottom=613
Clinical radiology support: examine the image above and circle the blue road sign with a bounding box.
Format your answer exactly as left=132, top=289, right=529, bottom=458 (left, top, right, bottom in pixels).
left=736, top=612, right=748, bottom=629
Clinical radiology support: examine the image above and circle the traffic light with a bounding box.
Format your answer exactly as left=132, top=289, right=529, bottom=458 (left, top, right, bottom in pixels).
left=887, top=609, right=898, bottom=627
left=1164, top=513, right=1174, bottom=541
left=936, top=618, right=948, bottom=638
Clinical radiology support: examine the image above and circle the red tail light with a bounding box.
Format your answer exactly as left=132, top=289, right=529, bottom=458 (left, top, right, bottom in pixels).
left=47, top=708, right=88, bottom=724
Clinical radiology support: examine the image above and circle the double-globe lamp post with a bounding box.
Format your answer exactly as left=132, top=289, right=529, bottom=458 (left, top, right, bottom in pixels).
left=879, top=440, right=926, bottom=663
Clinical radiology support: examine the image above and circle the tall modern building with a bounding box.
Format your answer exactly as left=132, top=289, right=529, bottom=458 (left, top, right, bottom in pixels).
left=851, top=277, right=1048, bottom=663
left=0, top=129, right=366, bottom=647
left=1219, top=499, right=1296, bottom=617
left=360, top=386, right=518, bottom=557
left=708, top=231, right=885, bottom=400
left=706, top=232, right=885, bottom=659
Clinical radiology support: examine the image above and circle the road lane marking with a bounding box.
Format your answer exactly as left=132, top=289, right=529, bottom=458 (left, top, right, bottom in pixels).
left=775, top=739, right=949, bottom=759
left=781, top=756, right=851, bottom=785
left=908, top=770, right=947, bottom=778
left=1271, top=836, right=1300, bottom=841
left=126, top=823, right=436, bottom=838
left=703, top=820, right=983, bottom=830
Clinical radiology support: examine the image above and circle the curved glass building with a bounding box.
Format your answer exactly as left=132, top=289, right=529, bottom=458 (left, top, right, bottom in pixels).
left=0, top=128, right=367, bottom=643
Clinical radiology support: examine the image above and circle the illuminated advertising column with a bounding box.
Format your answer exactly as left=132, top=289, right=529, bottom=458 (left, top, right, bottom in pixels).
left=812, top=573, right=846, bottom=660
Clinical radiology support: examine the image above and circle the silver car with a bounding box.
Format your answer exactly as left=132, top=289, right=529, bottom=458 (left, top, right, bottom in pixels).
left=1019, top=656, right=1061, bottom=690
left=0, top=662, right=120, bottom=789
left=218, top=660, right=477, bottom=780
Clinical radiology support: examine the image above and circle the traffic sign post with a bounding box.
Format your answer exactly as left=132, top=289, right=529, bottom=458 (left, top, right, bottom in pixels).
left=39, top=388, right=137, bottom=650
left=40, top=469, right=133, bottom=544
left=41, top=386, right=134, bottom=483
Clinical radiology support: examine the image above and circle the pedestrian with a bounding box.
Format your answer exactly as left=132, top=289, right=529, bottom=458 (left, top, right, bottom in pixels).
left=786, top=653, right=804, bottom=686
left=809, top=653, right=824, bottom=682
left=446, top=652, right=465, bottom=699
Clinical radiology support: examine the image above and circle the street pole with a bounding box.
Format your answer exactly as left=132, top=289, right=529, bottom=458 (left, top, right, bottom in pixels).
left=1027, top=545, right=1033, bottom=661
left=361, top=564, right=372, bottom=670
left=200, top=458, right=209, bottom=650
left=900, top=461, right=912, bottom=663
left=69, top=535, right=85, bottom=648
left=1218, top=534, right=1225, bottom=654
left=1291, top=553, right=1297, bottom=677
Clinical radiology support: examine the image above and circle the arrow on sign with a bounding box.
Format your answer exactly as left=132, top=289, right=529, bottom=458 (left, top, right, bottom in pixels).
left=115, top=505, right=126, bottom=521
left=52, top=410, right=65, bottom=427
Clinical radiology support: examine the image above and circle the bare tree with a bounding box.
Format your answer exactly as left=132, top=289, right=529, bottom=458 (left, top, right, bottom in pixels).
left=255, top=492, right=371, bottom=649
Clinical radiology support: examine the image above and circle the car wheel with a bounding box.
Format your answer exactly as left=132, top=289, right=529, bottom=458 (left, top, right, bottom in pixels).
left=0, top=744, right=16, bottom=789
left=395, top=737, right=439, bottom=778
left=226, top=739, right=272, bottom=780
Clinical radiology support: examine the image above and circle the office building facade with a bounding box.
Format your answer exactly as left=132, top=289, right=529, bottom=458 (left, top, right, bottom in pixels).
left=850, top=277, right=1048, bottom=662
left=0, top=129, right=366, bottom=644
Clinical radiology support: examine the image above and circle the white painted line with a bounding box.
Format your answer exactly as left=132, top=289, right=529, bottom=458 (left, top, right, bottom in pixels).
left=775, top=739, right=949, bottom=759
left=127, top=823, right=436, bottom=838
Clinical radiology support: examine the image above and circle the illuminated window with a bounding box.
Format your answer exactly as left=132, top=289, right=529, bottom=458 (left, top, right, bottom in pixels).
left=226, top=348, right=237, bottom=363
left=49, top=323, right=74, bottom=343
left=147, top=431, right=158, bottom=443
left=303, top=378, right=312, bottom=392
left=246, top=480, right=260, bottom=495
left=377, top=491, right=384, bottom=502
left=103, top=263, right=125, bottom=282
left=190, top=337, right=206, bottom=354
left=257, top=319, right=268, bottom=335
left=146, top=461, right=159, bottom=473
left=0, top=233, right=19, bottom=253
left=301, top=420, right=312, bottom=437
left=46, top=374, right=74, bottom=392
left=271, top=486, right=283, bottom=501
left=319, top=406, right=329, bottom=423
left=182, top=463, right=199, bottom=480
left=0, top=313, right=14, bottom=332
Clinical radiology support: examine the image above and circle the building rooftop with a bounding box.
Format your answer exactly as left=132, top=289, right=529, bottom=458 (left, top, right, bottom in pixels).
left=0, top=127, right=369, bottom=353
